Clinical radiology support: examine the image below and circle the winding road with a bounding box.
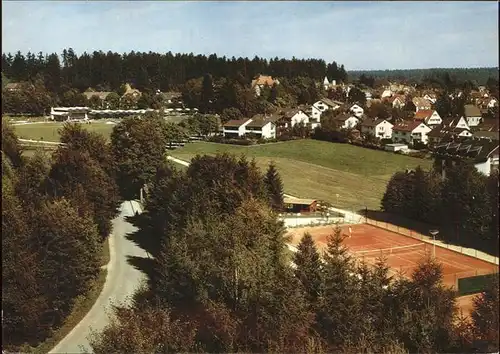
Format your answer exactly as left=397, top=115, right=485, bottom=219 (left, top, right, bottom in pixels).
left=49, top=200, right=147, bottom=354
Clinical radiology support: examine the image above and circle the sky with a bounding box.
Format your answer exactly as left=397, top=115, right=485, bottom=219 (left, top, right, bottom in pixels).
left=2, top=1, right=498, bottom=71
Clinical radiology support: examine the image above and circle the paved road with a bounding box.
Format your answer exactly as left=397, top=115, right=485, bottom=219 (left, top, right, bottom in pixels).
left=49, top=200, right=148, bottom=354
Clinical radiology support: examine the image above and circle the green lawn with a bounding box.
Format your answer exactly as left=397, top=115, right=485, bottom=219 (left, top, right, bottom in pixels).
left=13, top=122, right=115, bottom=142
left=170, top=140, right=432, bottom=211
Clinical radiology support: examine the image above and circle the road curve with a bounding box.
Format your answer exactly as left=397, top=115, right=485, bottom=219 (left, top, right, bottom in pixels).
left=49, top=200, right=148, bottom=354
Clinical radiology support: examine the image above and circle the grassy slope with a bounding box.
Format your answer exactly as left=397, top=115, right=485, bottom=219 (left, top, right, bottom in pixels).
left=170, top=140, right=432, bottom=210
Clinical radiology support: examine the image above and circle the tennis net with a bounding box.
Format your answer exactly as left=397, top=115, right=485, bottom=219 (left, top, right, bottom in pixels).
left=353, top=243, right=428, bottom=258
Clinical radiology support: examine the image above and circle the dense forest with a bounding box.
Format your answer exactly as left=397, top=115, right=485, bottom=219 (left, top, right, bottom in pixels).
left=349, top=67, right=499, bottom=86
left=1, top=49, right=348, bottom=93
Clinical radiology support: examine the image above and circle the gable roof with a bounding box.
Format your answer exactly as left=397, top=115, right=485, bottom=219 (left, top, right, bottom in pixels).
left=251, top=75, right=276, bottom=88
left=473, top=131, right=499, bottom=141
left=223, top=118, right=252, bottom=128
left=464, top=105, right=482, bottom=117
left=83, top=91, right=112, bottom=100
left=412, top=97, right=432, bottom=107
left=433, top=139, right=499, bottom=163
left=319, top=97, right=342, bottom=107
left=393, top=121, right=428, bottom=132
left=334, top=113, right=358, bottom=122
left=361, top=118, right=392, bottom=128
left=414, top=109, right=436, bottom=121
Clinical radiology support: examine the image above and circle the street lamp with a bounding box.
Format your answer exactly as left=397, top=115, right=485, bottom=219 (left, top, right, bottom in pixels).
left=429, top=229, right=439, bottom=258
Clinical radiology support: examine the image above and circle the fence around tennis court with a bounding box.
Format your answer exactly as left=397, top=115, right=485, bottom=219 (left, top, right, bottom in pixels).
left=364, top=217, right=500, bottom=265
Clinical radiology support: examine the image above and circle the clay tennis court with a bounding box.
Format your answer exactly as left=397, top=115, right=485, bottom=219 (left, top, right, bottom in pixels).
left=286, top=223, right=498, bottom=289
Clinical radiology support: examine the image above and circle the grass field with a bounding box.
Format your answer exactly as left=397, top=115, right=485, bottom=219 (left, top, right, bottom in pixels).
left=170, top=140, right=432, bottom=210
left=13, top=122, right=116, bottom=142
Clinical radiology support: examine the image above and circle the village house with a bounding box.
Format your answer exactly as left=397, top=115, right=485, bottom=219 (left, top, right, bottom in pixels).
left=222, top=118, right=253, bottom=138
left=473, top=130, right=499, bottom=141
left=349, top=103, right=364, bottom=118
left=122, top=83, right=141, bottom=98
left=386, top=95, right=406, bottom=109
left=433, top=139, right=499, bottom=177
left=244, top=115, right=278, bottom=139
left=251, top=74, right=279, bottom=97
left=392, top=121, right=432, bottom=145
left=50, top=107, right=91, bottom=121
left=323, top=77, right=338, bottom=91
left=381, top=89, right=393, bottom=98
left=334, top=113, right=360, bottom=129
left=413, top=109, right=442, bottom=127
left=307, top=98, right=343, bottom=127
left=160, top=91, right=183, bottom=104
left=423, top=92, right=438, bottom=104
left=478, top=97, right=498, bottom=109
left=360, top=118, right=393, bottom=139
left=277, top=108, right=310, bottom=129
left=412, top=97, right=433, bottom=112
left=462, top=105, right=483, bottom=127
left=427, top=125, right=472, bottom=146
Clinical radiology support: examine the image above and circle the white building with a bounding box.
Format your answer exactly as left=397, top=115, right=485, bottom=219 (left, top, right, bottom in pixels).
left=244, top=118, right=277, bottom=139
left=50, top=107, right=91, bottom=121
left=463, top=105, right=483, bottom=127
left=381, top=89, right=393, bottom=98
left=349, top=104, right=364, bottom=118
left=308, top=98, right=343, bottom=125
left=414, top=110, right=442, bottom=127
left=360, top=119, right=393, bottom=139
left=392, top=121, right=432, bottom=145
left=222, top=118, right=253, bottom=137
left=412, top=97, right=432, bottom=112
left=279, top=108, right=310, bottom=128
left=334, top=114, right=360, bottom=129
left=433, top=140, right=499, bottom=177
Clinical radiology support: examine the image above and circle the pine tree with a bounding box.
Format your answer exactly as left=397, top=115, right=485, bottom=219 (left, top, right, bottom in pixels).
left=294, top=233, right=323, bottom=306
left=471, top=274, right=499, bottom=352
left=264, top=161, right=284, bottom=211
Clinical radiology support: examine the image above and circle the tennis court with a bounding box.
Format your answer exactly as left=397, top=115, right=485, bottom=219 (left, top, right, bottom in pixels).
left=286, top=223, right=498, bottom=289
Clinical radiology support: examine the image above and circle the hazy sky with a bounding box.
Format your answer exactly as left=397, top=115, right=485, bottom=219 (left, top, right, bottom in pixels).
left=2, top=1, right=498, bottom=70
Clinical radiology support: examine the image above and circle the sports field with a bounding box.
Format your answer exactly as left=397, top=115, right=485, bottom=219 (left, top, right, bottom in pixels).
left=13, top=121, right=116, bottom=142
left=170, top=140, right=432, bottom=210
left=286, top=223, right=498, bottom=289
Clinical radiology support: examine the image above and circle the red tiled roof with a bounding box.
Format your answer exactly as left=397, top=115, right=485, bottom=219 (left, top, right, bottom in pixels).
left=393, top=120, right=426, bottom=132
left=414, top=110, right=435, bottom=121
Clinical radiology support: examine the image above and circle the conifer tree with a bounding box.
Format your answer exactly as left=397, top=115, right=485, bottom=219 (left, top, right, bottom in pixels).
left=264, top=161, right=284, bottom=211
left=294, top=232, right=323, bottom=306
left=471, top=274, right=499, bottom=352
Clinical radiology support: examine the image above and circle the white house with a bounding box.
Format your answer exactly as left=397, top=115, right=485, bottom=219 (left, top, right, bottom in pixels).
left=423, top=93, right=438, bottom=104
left=433, top=140, right=499, bottom=177
left=412, top=97, right=433, bottom=112
left=278, top=108, right=310, bottom=129
left=251, top=75, right=279, bottom=97
left=392, top=121, right=432, bottom=145
left=387, top=95, right=406, bottom=109
left=334, top=114, right=360, bottom=129
left=463, top=105, right=483, bottom=127
left=223, top=118, right=253, bottom=137
left=381, top=89, right=393, bottom=98
left=360, top=119, right=393, bottom=139
left=309, top=98, right=343, bottom=123
left=245, top=118, right=277, bottom=139
left=414, top=110, right=442, bottom=127
left=50, top=107, right=91, bottom=121
left=349, top=104, right=364, bottom=118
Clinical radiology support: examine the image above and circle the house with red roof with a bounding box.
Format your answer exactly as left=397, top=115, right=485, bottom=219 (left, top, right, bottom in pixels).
left=392, top=121, right=432, bottom=145
left=413, top=109, right=442, bottom=127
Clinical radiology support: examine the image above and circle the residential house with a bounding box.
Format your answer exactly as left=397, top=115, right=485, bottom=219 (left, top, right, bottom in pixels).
left=223, top=118, right=253, bottom=138
left=283, top=197, right=318, bottom=213
left=83, top=91, right=113, bottom=109
left=386, top=95, right=405, bottom=109
left=122, top=83, right=141, bottom=98
left=427, top=125, right=472, bottom=146
left=308, top=98, right=343, bottom=127
left=334, top=113, right=360, bottom=129
left=392, top=121, right=432, bottom=145
left=442, top=116, right=470, bottom=130
left=161, top=91, right=183, bottom=104
left=462, top=105, right=483, bottom=127
left=244, top=114, right=278, bottom=139
left=433, top=139, right=499, bottom=177
left=360, top=119, right=393, bottom=139
left=477, top=118, right=499, bottom=132
left=412, top=97, right=433, bottom=112
left=278, top=108, right=310, bottom=129
left=349, top=103, right=364, bottom=118
left=423, top=92, right=438, bottom=104
left=363, top=89, right=373, bottom=101
left=251, top=74, right=279, bottom=97
left=414, top=110, right=442, bottom=127
left=478, top=97, right=498, bottom=109
left=50, top=107, right=91, bottom=121
left=381, top=89, right=393, bottom=98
